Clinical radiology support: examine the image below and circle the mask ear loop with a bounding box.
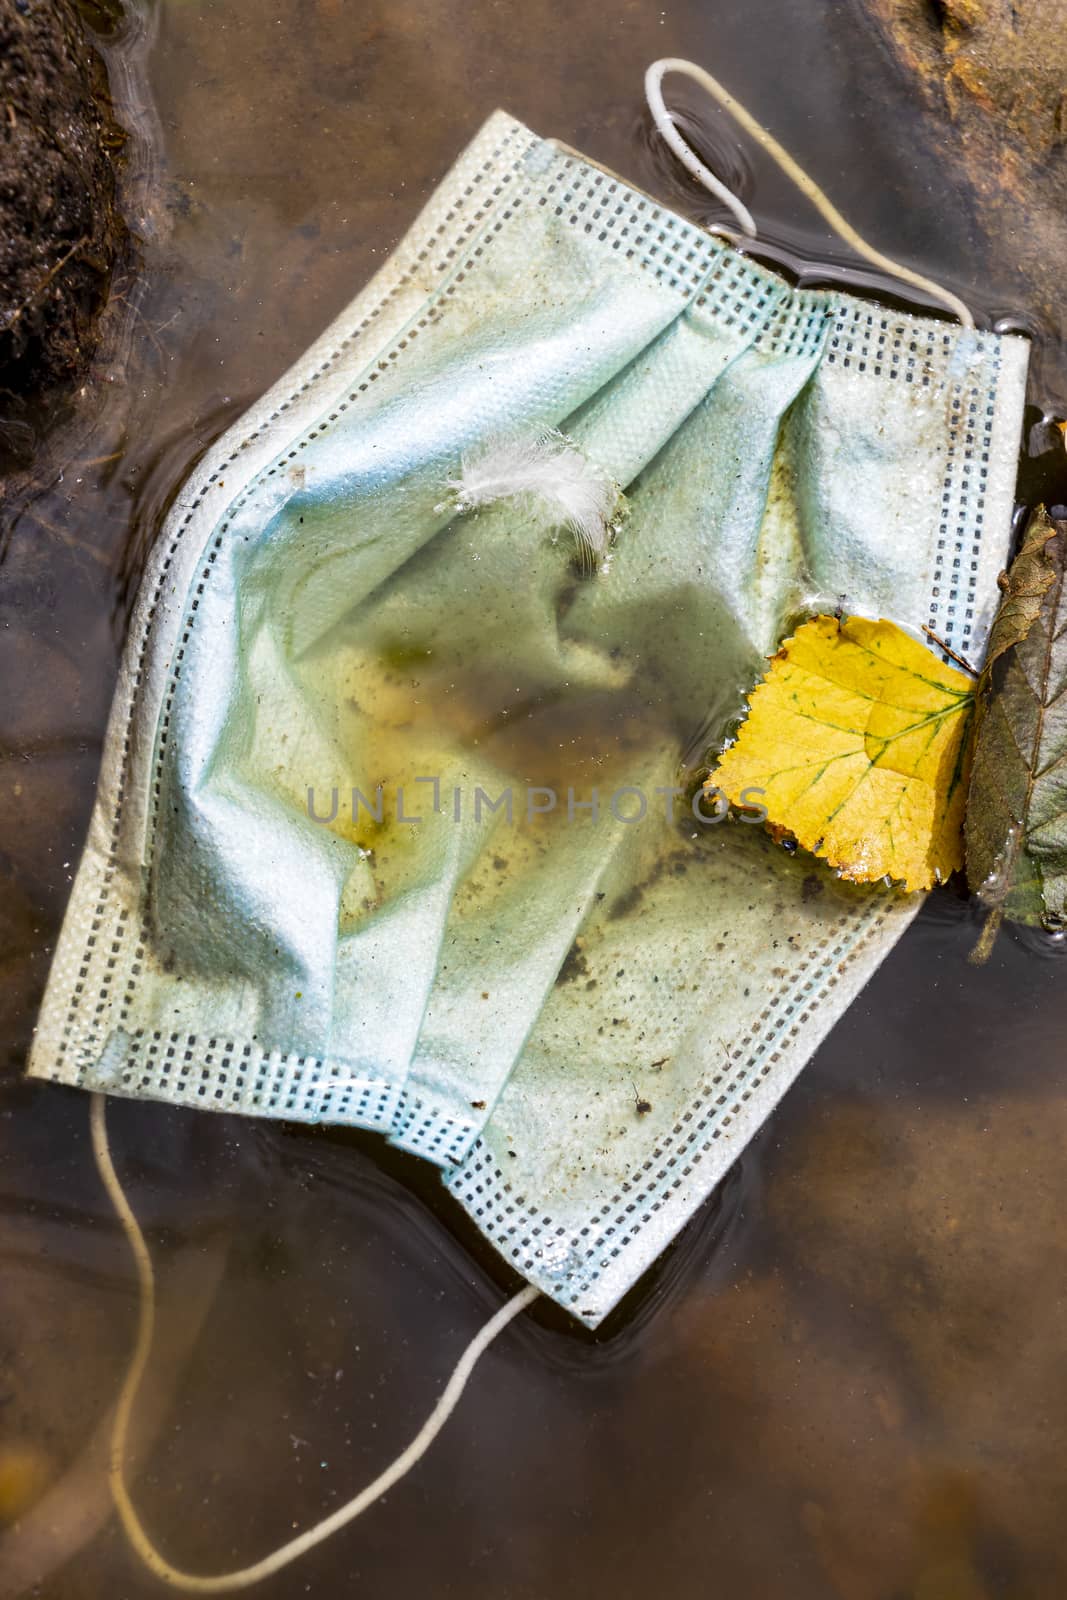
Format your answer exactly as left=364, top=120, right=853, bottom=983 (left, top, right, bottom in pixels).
left=90, top=1093, right=539, bottom=1594
left=644, top=57, right=975, bottom=329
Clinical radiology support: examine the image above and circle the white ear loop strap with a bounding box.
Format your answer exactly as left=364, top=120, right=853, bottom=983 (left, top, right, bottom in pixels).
left=644, top=57, right=975, bottom=329
left=90, top=1093, right=539, bottom=1593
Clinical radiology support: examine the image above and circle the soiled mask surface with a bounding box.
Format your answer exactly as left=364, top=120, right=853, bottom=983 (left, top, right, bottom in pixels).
left=29, top=111, right=1027, bottom=1323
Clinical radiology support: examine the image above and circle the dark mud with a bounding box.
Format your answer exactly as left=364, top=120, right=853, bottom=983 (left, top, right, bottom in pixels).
left=0, top=0, right=127, bottom=460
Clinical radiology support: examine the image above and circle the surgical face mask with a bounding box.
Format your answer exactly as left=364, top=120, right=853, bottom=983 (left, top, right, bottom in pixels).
left=31, top=68, right=1026, bottom=1336
left=27, top=56, right=1029, bottom=1596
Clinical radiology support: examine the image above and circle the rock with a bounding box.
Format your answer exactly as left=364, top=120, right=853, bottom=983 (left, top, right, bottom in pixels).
left=862, top=0, right=1067, bottom=384
left=0, top=0, right=126, bottom=451
left=866, top=0, right=1067, bottom=162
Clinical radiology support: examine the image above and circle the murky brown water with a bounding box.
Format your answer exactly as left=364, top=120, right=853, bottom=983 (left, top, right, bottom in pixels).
left=4, top=1, right=1067, bottom=1596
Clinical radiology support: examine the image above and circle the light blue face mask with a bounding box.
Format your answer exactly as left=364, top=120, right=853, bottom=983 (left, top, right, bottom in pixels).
left=25, top=58, right=1029, bottom=1595
left=31, top=68, right=1025, bottom=1331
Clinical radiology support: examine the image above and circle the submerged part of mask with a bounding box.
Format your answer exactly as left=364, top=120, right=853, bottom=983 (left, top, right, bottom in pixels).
left=29, top=107, right=1028, bottom=1325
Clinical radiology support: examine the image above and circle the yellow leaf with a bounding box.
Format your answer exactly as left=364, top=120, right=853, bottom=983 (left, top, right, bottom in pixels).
left=709, top=615, right=976, bottom=891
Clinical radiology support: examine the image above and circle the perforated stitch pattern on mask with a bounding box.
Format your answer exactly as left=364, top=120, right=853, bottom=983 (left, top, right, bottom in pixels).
left=692, top=247, right=787, bottom=336
left=390, top=1093, right=479, bottom=1167
left=533, top=158, right=840, bottom=362
left=107, top=1030, right=402, bottom=1127
left=931, top=351, right=1003, bottom=654
left=821, top=302, right=1005, bottom=657
left=535, top=155, right=722, bottom=296
left=750, top=291, right=832, bottom=358
left=448, top=894, right=901, bottom=1313
left=824, top=302, right=955, bottom=384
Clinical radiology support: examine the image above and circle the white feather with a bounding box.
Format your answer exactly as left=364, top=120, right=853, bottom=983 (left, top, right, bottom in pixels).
left=447, top=430, right=622, bottom=570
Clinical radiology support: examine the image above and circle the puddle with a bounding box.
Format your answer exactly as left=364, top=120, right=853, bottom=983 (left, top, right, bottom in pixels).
left=3, top=1, right=1067, bottom=1595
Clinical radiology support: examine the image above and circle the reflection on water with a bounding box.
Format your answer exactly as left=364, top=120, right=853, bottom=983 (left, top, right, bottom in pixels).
left=3, top=0, right=1067, bottom=1595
